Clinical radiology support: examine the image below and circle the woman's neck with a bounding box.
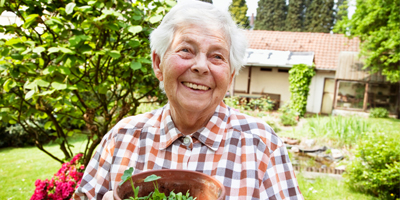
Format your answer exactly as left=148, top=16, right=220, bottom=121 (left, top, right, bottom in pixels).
left=169, top=105, right=215, bottom=135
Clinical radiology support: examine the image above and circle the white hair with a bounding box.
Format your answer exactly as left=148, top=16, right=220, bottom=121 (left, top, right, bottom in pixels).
left=150, top=0, right=247, bottom=91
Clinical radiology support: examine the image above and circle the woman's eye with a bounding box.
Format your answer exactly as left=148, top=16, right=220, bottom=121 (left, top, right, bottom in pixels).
left=214, top=55, right=222, bottom=59
left=181, top=48, right=189, bottom=52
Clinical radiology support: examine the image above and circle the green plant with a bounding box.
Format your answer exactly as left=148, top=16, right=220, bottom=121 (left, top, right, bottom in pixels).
left=0, top=0, right=172, bottom=165
left=288, top=64, right=316, bottom=117
left=120, top=167, right=197, bottom=200
left=264, top=120, right=281, bottom=133
left=279, top=103, right=298, bottom=126
left=344, top=132, right=400, bottom=199
left=369, top=108, right=389, bottom=118
left=223, top=96, right=241, bottom=109
left=248, top=97, right=274, bottom=111
left=300, top=115, right=381, bottom=147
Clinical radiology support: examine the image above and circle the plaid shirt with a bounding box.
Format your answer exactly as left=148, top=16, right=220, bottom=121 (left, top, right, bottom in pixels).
left=74, top=102, right=303, bottom=200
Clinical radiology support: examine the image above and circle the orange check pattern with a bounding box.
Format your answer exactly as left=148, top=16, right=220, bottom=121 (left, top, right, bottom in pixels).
left=74, top=102, right=303, bottom=200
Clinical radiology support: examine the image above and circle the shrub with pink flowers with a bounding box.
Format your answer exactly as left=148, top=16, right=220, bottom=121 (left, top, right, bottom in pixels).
left=31, top=153, right=85, bottom=200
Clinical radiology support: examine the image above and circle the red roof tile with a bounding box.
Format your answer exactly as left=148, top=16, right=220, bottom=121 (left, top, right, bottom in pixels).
left=244, top=30, right=360, bottom=70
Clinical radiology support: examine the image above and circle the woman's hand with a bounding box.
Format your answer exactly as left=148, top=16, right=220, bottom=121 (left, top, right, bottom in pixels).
left=102, top=191, right=114, bottom=200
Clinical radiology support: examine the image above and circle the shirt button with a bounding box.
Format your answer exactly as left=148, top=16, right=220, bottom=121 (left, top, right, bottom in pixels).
left=183, top=136, right=192, bottom=146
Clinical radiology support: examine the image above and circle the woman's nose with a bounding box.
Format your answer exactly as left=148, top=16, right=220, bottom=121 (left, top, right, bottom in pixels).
left=190, top=54, right=209, bottom=75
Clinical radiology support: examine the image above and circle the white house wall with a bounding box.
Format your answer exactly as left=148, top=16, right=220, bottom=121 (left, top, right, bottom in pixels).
left=234, top=66, right=249, bottom=93
left=234, top=66, right=336, bottom=113
left=249, top=67, right=291, bottom=103
left=306, top=71, right=336, bottom=113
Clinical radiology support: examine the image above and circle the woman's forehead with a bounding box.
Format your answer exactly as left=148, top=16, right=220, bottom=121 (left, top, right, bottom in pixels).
left=172, top=24, right=230, bottom=49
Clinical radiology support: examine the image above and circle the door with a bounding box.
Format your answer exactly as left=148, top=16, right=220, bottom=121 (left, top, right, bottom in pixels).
left=321, top=78, right=335, bottom=114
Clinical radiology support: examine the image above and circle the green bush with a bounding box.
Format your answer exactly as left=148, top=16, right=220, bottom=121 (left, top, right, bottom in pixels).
left=279, top=103, right=298, bottom=126
left=248, top=97, right=274, bottom=111
left=288, top=64, right=315, bottom=117
left=224, top=96, right=275, bottom=111
left=344, top=132, right=400, bottom=199
left=369, top=108, right=389, bottom=118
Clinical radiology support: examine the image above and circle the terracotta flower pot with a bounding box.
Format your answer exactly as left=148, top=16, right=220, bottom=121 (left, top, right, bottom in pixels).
left=114, top=169, right=226, bottom=200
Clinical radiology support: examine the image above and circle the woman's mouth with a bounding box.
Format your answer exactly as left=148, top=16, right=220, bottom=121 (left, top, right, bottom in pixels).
left=182, top=82, right=210, bottom=91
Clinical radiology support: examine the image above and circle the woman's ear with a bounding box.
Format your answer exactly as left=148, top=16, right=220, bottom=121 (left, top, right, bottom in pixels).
left=152, top=51, right=163, bottom=81
left=229, top=70, right=235, bottom=87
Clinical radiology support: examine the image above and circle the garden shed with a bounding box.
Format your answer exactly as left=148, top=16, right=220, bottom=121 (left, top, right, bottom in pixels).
left=234, top=30, right=360, bottom=114
left=333, top=52, right=400, bottom=117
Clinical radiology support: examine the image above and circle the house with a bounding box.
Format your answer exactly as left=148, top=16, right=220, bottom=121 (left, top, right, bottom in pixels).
left=233, top=30, right=400, bottom=116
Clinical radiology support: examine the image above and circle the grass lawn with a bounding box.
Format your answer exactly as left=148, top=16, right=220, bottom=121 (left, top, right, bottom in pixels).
left=296, top=173, right=378, bottom=200
left=0, top=135, right=87, bottom=200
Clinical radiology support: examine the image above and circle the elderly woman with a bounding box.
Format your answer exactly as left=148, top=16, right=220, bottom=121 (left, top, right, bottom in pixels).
left=75, top=1, right=302, bottom=199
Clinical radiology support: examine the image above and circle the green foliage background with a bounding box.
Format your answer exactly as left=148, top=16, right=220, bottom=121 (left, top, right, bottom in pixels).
left=288, top=64, right=315, bottom=117
left=0, top=0, right=172, bottom=165
left=254, top=0, right=287, bottom=31
left=334, top=0, right=400, bottom=83
left=344, top=131, right=400, bottom=199
left=229, top=0, right=250, bottom=29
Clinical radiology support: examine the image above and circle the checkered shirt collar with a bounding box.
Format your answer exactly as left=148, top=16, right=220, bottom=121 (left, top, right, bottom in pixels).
left=158, top=101, right=229, bottom=151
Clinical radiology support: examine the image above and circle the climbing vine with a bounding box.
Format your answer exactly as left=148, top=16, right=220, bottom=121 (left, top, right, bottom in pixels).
left=288, top=64, right=316, bottom=117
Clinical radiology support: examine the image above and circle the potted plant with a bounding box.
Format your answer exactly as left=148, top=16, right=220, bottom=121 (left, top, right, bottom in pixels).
left=114, top=168, right=226, bottom=200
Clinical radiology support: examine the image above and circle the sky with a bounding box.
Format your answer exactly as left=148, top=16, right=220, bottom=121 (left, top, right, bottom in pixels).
left=180, top=0, right=356, bottom=18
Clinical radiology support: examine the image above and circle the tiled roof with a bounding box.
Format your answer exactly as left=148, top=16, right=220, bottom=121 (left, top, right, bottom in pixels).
left=244, top=30, right=360, bottom=70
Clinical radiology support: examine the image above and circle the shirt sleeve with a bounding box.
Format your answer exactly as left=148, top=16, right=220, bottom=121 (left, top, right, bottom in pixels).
left=74, top=129, right=115, bottom=200
left=261, top=144, right=304, bottom=200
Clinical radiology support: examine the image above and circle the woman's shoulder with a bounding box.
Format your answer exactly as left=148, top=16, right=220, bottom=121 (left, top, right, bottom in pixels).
left=111, top=106, right=164, bottom=134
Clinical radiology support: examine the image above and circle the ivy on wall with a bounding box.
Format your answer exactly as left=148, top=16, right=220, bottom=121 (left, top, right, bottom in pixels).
left=288, top=64, right=316, bottom=117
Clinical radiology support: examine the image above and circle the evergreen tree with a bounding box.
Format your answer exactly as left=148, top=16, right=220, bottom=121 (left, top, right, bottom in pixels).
left=304, top=0, right=334, bottom=33
left=229, top=0, right=250, bottom=28
left=286, top=0, right=304, bottom=31
left=199, top=0, right=212, bottom=3
left=254, top=0, right=287, bottom=31
left=335, top=0, right=348, bottom=23
left=303, top=0, right=313, bottom=30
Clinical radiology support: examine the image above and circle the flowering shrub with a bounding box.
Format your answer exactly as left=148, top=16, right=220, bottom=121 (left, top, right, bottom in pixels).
left=31, top=153, right=85, bottom=200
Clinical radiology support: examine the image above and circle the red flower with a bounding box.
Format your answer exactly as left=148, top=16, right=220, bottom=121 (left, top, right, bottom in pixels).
left=31, top=154, right=86, bottom=200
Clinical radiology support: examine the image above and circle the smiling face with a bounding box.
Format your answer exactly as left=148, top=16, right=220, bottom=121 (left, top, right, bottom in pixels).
left=153, top=24, right=234, bottom=121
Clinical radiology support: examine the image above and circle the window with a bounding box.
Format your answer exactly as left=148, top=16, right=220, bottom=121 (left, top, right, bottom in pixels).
left=367, top=83, right=399, bottom=113
left=336, top=81, right=365, bottom=109
left=260, top=68, right=272, bottom=72
left=278, top=69, right=289, bottom=73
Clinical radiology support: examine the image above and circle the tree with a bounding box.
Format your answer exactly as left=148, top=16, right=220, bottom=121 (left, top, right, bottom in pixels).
left=286, top=0, right=304, bottom=32
left=254, top=0, right=287, bottom=31
left=0, top=0, right=172, bottom=166
left=334, top=0, right=400, bottom=83
left=335, top=0, right=348, bottom=23
left=229, top=0, right=250, bottom=28
left=304, top=0, right=335, bottom=33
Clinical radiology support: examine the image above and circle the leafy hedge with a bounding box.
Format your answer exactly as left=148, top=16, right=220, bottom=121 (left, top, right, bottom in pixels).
left=369, top=108, right=389, bottom=118
left=344, top=132, right=400, bottom=199
left=288, top=64, right=315, bottom=117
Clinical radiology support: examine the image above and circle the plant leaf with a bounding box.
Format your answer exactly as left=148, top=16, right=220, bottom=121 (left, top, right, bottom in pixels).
left=108, top=50, right=121, bottom=59
left=52, top=82, right=67, bottom=90
left=66, top=3, right=76, bottom=15
left=120, top=167, right=134, bottom=186
left=25, top=90, right=35, bottom=100
left=128, top=25, right=142, bottom=35
left=144, top=174, right=161, bottom=182
left=130, top=61, right=141, bottom=70
left=149, top=15, right=163, bottom=24
left=33, top=47, right=45, bottom=54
